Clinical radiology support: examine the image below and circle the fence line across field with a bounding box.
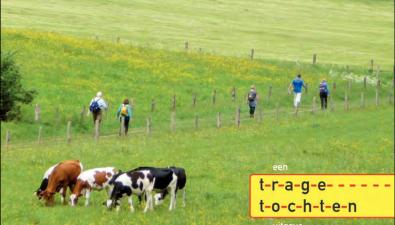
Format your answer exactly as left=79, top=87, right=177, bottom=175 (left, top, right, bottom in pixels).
left=2, top=95, right=390, bottom=150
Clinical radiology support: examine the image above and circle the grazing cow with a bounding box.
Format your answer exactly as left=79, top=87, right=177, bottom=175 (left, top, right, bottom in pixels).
left=34, top=163, right=60, bottom=200
left=106, top=169, right=155, bottom=213
left=154, top=167, right=187, bottom=208
left=70, top=167, right=117, bottom=207
left=133, top=166, right=184, bottom=210
left=39, top=160, right=83, bottom=206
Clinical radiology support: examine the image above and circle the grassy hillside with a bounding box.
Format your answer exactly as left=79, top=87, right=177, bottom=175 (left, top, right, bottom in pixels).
left=1, top=29, right=393, bottom=144
left=1, top=106, right=394, bottom=225
left=1, top=0, right=394, bottom=69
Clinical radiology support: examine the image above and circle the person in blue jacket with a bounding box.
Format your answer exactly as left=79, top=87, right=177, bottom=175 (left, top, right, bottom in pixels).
left=319, top=79, right=330, bottom=109
left=116, top=99, right=132, bottom=135
left=288, top=74, right=306, bottom=108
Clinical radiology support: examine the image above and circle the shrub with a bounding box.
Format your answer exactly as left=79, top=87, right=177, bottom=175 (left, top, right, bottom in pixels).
left=1, top=51, right=36, bottom=121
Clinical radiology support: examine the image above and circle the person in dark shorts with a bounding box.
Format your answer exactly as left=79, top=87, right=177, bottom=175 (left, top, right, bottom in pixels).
left=116, top=98, right=132, bottom=135
left=319, top=79, right=329, bottom=109
left=247, top=85, right=258, bottom=118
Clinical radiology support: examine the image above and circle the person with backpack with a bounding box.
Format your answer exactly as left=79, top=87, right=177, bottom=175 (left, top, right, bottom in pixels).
left=288, top=74, right=306, bottom=108
left=247, top=85, right=258, bottom=118
left=116, top=99, right=132, bottom=135
left=319, top=79, right=330, bottom=110
left=89, top=91, right=108, bottom=125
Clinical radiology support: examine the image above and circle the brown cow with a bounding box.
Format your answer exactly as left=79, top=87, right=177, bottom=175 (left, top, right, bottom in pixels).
left=39, top=160, right=83, bottom=206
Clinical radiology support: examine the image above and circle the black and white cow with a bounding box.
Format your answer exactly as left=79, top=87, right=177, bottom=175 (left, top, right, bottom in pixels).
left=153, top=167, right=187, bottom=208
left=133, top=166, right=185, bottom=210
left=106, top=169, right=155, bottom=213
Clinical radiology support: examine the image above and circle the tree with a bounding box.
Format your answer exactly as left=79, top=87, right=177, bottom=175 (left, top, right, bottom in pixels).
left=1, top=51, right=36, bottom=121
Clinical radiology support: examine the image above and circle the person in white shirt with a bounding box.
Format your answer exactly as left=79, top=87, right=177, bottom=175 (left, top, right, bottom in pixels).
left=89, top=91, right=108, bottom=125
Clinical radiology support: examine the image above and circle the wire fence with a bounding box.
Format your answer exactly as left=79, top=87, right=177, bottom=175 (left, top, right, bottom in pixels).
left=2, top=93, right=393, bottom=151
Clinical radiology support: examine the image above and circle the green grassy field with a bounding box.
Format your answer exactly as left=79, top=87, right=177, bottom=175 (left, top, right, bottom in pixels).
left=1, top=106, right=394, bottom=225
left=1, top=0, right=394, bottom=69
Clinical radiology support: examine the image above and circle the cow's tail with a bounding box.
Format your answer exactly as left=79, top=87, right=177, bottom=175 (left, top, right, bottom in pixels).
left=79, top=162, right=84, bottom=172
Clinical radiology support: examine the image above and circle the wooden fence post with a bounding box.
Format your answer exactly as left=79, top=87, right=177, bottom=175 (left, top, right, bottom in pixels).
left=275, top=103, right=280, bottom=121
left=119, top=116, right=125, bottom=136
left=35, top=104, right=40, bottom=122
left=193, top=93, right=197, bottom=107
left=268, top=86, right=272, bottom=101
left=305, top=83, right=308, bottom=94
left=360, top=92, right=365, bottom=108
left=344, top=92, right=349, bottom=111
left=151, top=99, right=156, bottom=112
left=146, top=117, right=151, bottom=135
left=195, top=114, right=199, bottom=129
left=348, top=80, right=352, bottom=90
left=55, top=106, right=61, bottom=126
left=377, top=80, right=381, bottom=89
left=95, top=119, right=99, bottom=141
left=312, top=97, right=316, bottom=114
left=389, top=93, right=394, bottom=105
left=330, top=95, right=335, bottom=111
left=116, top=36, right=120, bottom=43
left=37, top=126, right=42, bottom=144
left=312, top=54, right=317, bottom=64
left=80, top=106, right=86, bottom=122
left=185, top=41, right=188, bottom=50
left=235, top=107, right=240, bottom=128
left=212, top=89, right=216, bottom=105
left=216, top=112, right=221, bottom=128
left=370, top=59, right=374, bottom=72
left=375, top=89, right=379, bottom=106
left=67, top=121, right=72, bottom=143
left=5, top=130, right=10, bottom=148
left=363, top=76, right=367, bottom=89
left=258, top=107, right=263, bottom=123
left=172, top=95, right=176, bottom=111
left=333, top=82, right=336, bottom=91
left=250, top=48, right=254, bottom=60
left=170, top=111, right=176, bottom=132
left=232, top=87, right=236, bottom=102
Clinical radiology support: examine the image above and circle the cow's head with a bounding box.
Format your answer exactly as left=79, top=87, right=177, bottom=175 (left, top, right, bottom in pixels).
left=154, top=193, right=164, bottom=205
left=34, top=189, right=43, bottom=200
left=39, top=191, right=55, bottom=206
left=69, top=193, right=82, bottom=206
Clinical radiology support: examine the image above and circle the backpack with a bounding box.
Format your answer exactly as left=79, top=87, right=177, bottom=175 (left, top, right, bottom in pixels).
left=120, top=104, right=128, bottom=116
left=319, top=83, right=328, bottom=93
left=89, top=100, right=101, bottom=113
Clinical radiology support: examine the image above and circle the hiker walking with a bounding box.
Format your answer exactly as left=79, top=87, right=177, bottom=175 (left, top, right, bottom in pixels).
left=247, top=85, right=258, bottom=118
left=116, top=99, right=132, bottom=135
left=89, top=91, right=108, bottom=125
left=288, top=74, right=306, bottom=108
left=319, top=79, right=329, bottom=109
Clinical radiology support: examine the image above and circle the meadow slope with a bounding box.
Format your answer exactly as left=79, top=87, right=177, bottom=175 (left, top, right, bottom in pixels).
left=1, top=0, right=394, bottom=69
left=1, top=29, right=393, bottom=145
